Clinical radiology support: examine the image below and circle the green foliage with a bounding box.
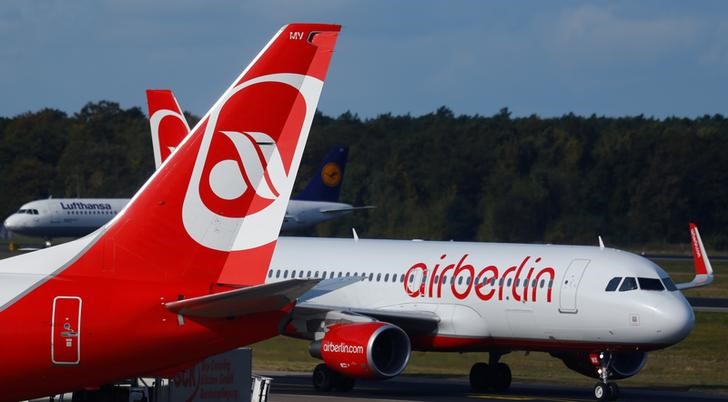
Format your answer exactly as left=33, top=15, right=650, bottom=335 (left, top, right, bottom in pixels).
left=1, top=104, right=727, bottom=249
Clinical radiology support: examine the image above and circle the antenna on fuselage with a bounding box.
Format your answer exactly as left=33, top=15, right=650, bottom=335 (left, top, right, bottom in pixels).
left=352, top=228, right=359, bottom=242
left=598, top=236, right=605, bottom=250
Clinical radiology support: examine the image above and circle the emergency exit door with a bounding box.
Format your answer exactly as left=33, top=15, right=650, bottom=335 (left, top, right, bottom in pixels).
left=51, top=296, right=82, bottom=365
left=558, top=259, right=590, bottom=314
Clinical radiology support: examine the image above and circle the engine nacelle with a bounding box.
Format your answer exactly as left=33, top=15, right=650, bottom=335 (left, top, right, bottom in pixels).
left=310, top=322, right=411, bottom=379
left=553, top=351, right=647, bottom=380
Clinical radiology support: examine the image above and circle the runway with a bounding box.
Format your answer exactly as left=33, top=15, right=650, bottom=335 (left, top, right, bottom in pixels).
left=260, top=371, right=727, bottom=402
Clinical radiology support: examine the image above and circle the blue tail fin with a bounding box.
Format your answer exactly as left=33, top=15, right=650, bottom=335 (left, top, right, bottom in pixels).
left=295, top=146, right=348, bottom=202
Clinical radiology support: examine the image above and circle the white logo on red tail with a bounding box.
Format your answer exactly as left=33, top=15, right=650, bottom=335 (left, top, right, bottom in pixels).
left=149, top=109, right=189, bottom=168
left=182, top=73, right=323, bottom=251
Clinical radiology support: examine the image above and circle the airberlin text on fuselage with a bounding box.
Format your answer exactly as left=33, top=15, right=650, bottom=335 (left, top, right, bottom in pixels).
left=403, top=254, right=555, bottom=303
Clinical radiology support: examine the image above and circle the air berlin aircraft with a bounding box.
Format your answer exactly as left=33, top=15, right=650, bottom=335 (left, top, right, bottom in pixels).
left=0, top=23, right=340, bottom=401
left=256, top=224, right=713, bottom=401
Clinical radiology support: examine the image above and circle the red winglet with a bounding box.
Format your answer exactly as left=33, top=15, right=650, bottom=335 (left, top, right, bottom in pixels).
left=676, top=223, right=714, bottom=290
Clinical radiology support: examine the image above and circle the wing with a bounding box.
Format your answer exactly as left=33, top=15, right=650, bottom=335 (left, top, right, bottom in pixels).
left=282, top=302, right=440, bottom=340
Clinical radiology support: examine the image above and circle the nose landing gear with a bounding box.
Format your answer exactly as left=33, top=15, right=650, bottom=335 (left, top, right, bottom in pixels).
left=592, top=352, right=620, bottom=401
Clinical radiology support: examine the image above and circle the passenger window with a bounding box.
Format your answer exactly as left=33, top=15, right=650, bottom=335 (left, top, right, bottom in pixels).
left=605, top=277, right=622, bottom=292
left=376, top=273, right=381, bottom=282
left=275, top=270, right=280, bottom=278
left=307, top=270, right=312, bottom=278
left=267, top=270, right=273, bottom=278
left=370, top=273, right=375, bottom=282
left=638, top=277, right=665, bottom=291
left=384, top=273, right=389, bottom=282
left=662, top=277, right=678, bottom=291
left=507, top=278, right=512, bottom=287
left=283, top=270, right=288, bottom=279
left=619, top=277, right=638, bottom=291
left=457, top=277, right=463, bottom=285
left=400, top=275, right=404, bottom=283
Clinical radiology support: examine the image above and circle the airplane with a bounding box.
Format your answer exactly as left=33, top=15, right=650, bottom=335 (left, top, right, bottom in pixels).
left=251, top=223, right=713, bottom=401
left=146, top=88, right=373, bottom=231
left=3, top=146, right=366, bottom=242
left=0, top=22, right=341, bottom=401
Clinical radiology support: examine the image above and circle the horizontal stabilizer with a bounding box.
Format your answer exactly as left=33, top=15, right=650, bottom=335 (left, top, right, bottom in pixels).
left=165, top=279, right=319, bottom=318
left=676, top=223, right=715, bottom=290
left=320, top=205, right=376, bottom=214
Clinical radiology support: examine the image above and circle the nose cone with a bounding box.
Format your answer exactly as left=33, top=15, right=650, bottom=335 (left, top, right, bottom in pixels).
left=656, top=295, right=695, bottom=345
left=4, top=214, right=20, bottom=231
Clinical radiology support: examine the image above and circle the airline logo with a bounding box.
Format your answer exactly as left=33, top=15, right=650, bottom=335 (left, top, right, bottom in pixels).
left=60, top=202, right=113, bottom=210
left=149, top=108, right=188, bottom=168
left=321, top=162, right=342, bottom=187
left=322, top=340, right=365, bottom=355
left=182, top=73, right=324, bottom=251
left=403, top=254, right=555, bottom=303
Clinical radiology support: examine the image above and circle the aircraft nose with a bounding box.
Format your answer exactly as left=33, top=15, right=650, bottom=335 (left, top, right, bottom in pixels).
left=4, top=214, right=19, bottom=230
left=657, top=296, right=694, bottom=344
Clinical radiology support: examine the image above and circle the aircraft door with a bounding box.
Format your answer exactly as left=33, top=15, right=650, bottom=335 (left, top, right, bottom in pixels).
left=558, top=259, right=590, bottom=314
left=51, top=296, right=82, bottom=365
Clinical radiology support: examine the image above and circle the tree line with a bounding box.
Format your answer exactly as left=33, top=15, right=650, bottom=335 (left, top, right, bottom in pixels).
left=1, top=102, right=727, bottom=250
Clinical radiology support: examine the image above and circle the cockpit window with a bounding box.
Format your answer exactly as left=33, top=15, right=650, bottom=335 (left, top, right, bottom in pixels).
left=662, top=277, right=678, bottom=291
left=619, top=277, right=638, bottom=291
left=31, top=209, right=39, bottom=215
left=605, top=277, right=622, bottom=292
left=638, top=277, right=665, bottom=291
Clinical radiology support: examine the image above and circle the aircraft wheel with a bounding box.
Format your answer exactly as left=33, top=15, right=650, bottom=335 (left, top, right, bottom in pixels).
left=593, top=382, right=611, bottom=401
left=469, top=362, right=490, bottom=391
left=313, top=364, right=334, bottom=392
left=491, top=362, right=512, bottom=392
left=608, top=382, right=620, bottom=401
left=333, top=373, right=355, bottom=392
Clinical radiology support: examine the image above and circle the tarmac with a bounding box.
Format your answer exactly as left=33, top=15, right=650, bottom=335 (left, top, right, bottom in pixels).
left=261, top=371, right=728, bottom=402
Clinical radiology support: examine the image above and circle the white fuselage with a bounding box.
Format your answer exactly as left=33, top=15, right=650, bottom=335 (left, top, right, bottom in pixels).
left=4, top=199, right=355, bottom=238
left=265, top=237, right=694, bottom=352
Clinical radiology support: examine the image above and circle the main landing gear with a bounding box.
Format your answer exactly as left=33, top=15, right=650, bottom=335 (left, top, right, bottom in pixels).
left=592, top=352, right=620, bottom=401
left=312, top=363, right=355, bottom=392
left=469, top=352, right=512, bottom=393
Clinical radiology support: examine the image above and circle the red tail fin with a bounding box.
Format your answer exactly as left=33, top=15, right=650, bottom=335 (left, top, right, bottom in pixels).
left=108, top=23, right=341, bottom=288
left=146, top=89, right=189, bottom=169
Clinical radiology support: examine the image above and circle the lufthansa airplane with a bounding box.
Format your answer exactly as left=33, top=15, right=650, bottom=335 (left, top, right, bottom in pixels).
left=3, top=145, right=367, bottom=242
left=0, top=23, right=341, bottom=401
left=250, top=224, right=713, bottom=402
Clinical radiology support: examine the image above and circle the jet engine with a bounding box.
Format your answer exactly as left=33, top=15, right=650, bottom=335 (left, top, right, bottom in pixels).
left=552, top=351, right=647, bottom=379
left=310, top=322, right=410, bottom=379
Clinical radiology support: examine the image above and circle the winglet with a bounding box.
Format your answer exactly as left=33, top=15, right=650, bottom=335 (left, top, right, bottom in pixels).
left=676, top=223, right=715, bottom=290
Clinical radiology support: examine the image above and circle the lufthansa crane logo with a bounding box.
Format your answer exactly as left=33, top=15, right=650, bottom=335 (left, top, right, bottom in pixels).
left=321, top=162, right=342, bottom=188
